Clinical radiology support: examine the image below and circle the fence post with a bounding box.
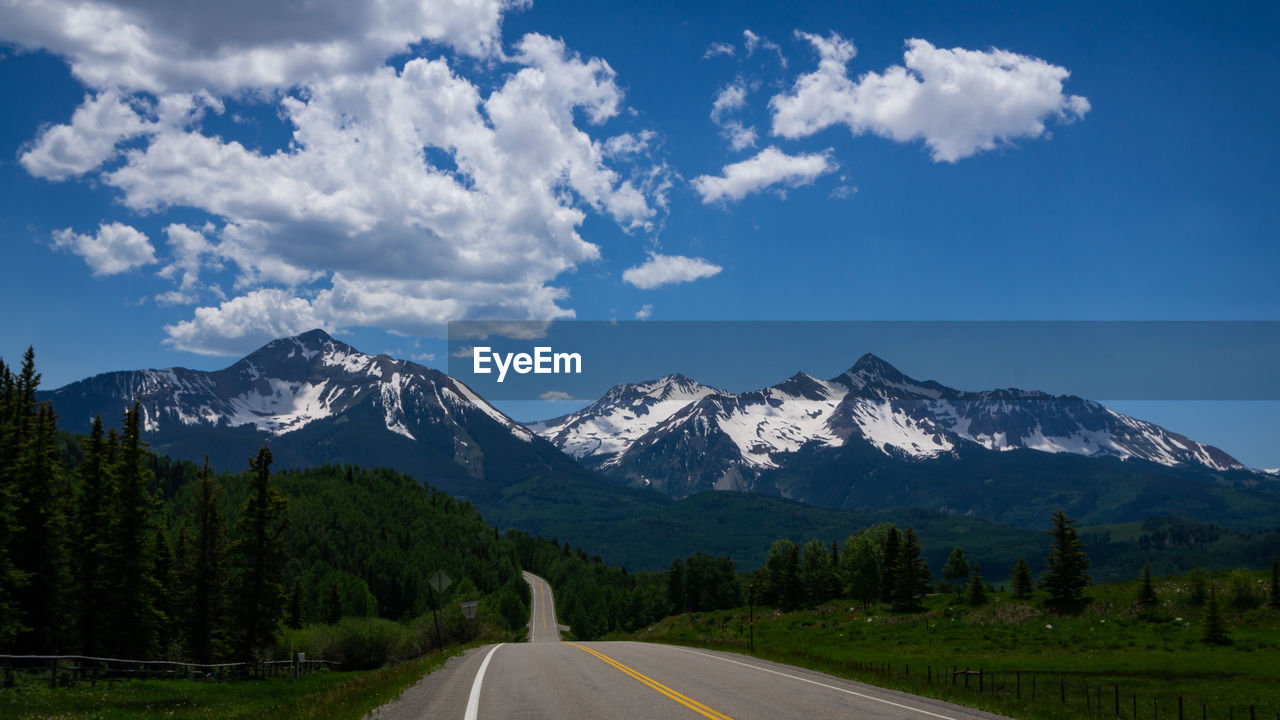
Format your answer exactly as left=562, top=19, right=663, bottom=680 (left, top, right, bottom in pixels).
left=49, top=658, right=57, bottom=689
left=1017, top=671, right=1021, bottom=699
left=1061, top=676, right=1066, bottom=705
left=1115, top=685, right=1120, bottom=716
left=1180, top=697, right=1184, bottom=720
left=1033, top=674, right=1037, bottom=700
left=1250, top=706, right=1255, bottom=720
left=980, top=669, right=984, bottom=694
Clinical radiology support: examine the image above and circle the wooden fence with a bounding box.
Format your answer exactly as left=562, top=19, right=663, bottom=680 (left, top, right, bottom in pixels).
left=0, top=654, right=340, bottom=688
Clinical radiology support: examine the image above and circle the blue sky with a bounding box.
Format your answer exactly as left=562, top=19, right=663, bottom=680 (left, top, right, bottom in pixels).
left=1, top=1, right=1278, bottom=465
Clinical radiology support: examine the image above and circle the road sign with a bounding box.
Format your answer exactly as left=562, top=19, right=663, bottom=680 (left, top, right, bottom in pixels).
left=429, top=570, right=452, bottom=595
left=460, top=600, right=479, bottom=620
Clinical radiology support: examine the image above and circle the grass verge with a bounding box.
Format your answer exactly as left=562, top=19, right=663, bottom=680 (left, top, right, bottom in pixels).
left=0, top=644, right=473, bottom=720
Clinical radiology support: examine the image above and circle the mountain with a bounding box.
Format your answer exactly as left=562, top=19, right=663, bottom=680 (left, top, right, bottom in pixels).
left=533, top=354, right=1278, bottom=525
left=39, top=329, right=640, bottom=515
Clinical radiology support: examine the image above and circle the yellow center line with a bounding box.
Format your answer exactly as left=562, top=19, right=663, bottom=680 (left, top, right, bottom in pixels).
left=567, top=643, right=736, bottom=720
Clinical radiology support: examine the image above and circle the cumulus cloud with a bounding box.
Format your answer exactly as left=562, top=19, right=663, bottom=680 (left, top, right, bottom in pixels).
left=622, top=253, right=722, bottom=289
left=770, top=33, right=1090, bottom=162
left=0, top=0, right=516, bottom=94
left=6, top=2, right=670, bottom=355
left=710, top=81, right=757, bottom=151
left=691, top=146, right=835, bottom=203
left=20, top=90, right=154, bottom=180
left=538, top=390, right=578, bottom=401
left=163, top=289, right=334, bottom=355
left=634, top=303, right=653, bottom=320
left=743, top=29, right=786, bottom=67
left=51, top=222, right=156, bottom=276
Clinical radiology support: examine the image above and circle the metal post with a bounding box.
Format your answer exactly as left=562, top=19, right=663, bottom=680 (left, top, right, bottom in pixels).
left=748, top=581, right=755, bottom=653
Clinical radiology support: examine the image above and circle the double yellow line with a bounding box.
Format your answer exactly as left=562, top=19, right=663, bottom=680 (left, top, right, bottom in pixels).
left=568, top=643, right=735, bottom=720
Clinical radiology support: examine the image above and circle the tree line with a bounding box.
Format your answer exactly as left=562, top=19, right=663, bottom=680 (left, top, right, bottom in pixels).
left=0, top=349, right=288, bottom=661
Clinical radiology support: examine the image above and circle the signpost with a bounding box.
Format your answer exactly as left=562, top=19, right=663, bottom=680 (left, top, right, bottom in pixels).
left=460, top=600, right=479, bottom=640
left=429, top=570, right=452, bottom=650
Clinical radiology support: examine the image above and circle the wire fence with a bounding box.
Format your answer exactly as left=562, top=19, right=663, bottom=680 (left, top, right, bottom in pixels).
left=0, top=654, right=340, bottom=688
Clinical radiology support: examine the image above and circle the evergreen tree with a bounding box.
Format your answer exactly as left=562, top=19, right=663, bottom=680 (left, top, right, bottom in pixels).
left=0, top=357, right=31, bottom=648
left=827, top=541, right=843, bottom=601
left=1011, top=557, right=1033, bottom=600
left=667, top=557, right=686, bottom=614
left=840, top=533, right=881, bottom=611
left=880, top=527, right=901, bottom=603
left=103, top=402, right=165, bottom=659
left=943, top=546, right=969, bottom=598
left=1227, top=569, right=1256, bottom=610
left=800, top=538, right=834, bottom=606
left=780, top=544, right=802, bottom=611
left=286, top=578, right=306, bottom=629
left=231, top=446, right=290, bottom=661
left=1201, top=590, right=1230, bottom=645
left=1269, top=557, right=1279, bottom=610
left=1137, top=561, right=1158, bottom=608
left=12, top=396, right=71, bottom=652
left=183, top=458, right=229, bottom=663
left=966, top=562, right=987, bottom=606
left=892, top=527, right=929, bottom=612
left=1042, top=509, right=1091, bottom=609
left=71, top=417, right=112, bottom=655
left=762, top=539, right=797, bottom=607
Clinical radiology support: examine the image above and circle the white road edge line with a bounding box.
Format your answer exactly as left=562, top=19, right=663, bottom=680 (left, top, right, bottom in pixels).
left=669, top=646, right=967, bottom=720
left=464, top=643, right=504, bottom=720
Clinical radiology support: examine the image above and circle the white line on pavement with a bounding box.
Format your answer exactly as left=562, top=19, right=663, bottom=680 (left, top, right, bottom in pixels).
left=669, top=646, right=969, bottom=720
left=464, top=643, right=504, bottom=720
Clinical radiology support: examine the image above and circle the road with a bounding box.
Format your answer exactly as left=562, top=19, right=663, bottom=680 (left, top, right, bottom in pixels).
left=375, top=574, right=1010, bottom=720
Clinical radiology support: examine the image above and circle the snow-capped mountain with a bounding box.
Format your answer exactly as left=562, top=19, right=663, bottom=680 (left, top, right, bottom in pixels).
left=528, top=374, right=721, bottom=464
left=533, top=353, right=1248, bottom=498
left=47, top=329, right=532, bottom=444
left=39, top=330, right=603, bottom=503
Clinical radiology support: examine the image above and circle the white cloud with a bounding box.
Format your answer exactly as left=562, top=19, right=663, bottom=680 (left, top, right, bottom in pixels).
left=634, top=303, right=653, bottom=320
left=770, top=33, right=1090, bottom=162
left=538, top=390, right=578, bottom=401
left=0, top=0, right=517, bottom=95
left=710, top=81, right=757, bottom=151
left=690, top=146, right=835, bottom=204
left=51, top=222, right=156, bottom=276
left=451, top=345, right=475, bottom=358
left=7, top=2, right=670, bottom=355
left=20, top=90, right=153, bottom=180
left=703, top=42, right=735, bottom=59
left=622, top=253, right=722, bottom=290
left=411, top=352, right=437, bottom=363
left=163, top=289, right=333, bottom=356
left=743, top=29, right=786, bottom=67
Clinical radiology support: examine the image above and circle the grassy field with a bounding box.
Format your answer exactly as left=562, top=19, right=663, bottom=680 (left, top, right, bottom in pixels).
left=0, top=644, right=471, bottom=720
left=632, top=570, right=1280, bottom=720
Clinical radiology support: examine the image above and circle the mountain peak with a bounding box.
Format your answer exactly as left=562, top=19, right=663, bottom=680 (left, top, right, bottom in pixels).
left=851, top=353, right=896, bottom=373
left=294, top=328, right=337, bottom=346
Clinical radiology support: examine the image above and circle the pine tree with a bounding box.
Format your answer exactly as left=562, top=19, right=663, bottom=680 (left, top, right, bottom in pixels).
left=0, top=357, right=31, bottom=648
left=231, top=446, right=289, bottom=661
left=103, top=402, right=164, bottom=658
left=71, top=417, right=112, bottom=655
left=880, top=527, right=901, bottom=604
left=1269, top=557, right=1279, bottom=610
left=966, top=562, right=987, bottom=606
left=827, top=541, right=842, bottom=601
left=762, top=539, right=797, bottom=607
left=943, top=546, right=969, bottom=598
left=892, top=527, right=929, bottom=612
left=12, top=398, right=72, bottom=652
left=1137, top=561, right=1158, bottom=608
left=183, top=458, right=228, bottom=663
left=1011, top=557, right=1033, bottom=600
left=1201, top=590, right=1230, bottom=645
left=780, top=544, right=802, bottom=611
left=286, top=578, right=306, bottom=629
left=1042, top=509, right=1091, bottom=609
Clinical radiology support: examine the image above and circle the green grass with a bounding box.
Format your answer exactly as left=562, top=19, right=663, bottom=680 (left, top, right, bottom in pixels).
left=631, top=571, right=1280, bottom=720
left=0, top=644, right=472, bottom=720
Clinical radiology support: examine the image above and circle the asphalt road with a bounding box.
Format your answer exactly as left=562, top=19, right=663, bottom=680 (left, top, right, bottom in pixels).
left=376, top=574, right=1011, bottom=720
